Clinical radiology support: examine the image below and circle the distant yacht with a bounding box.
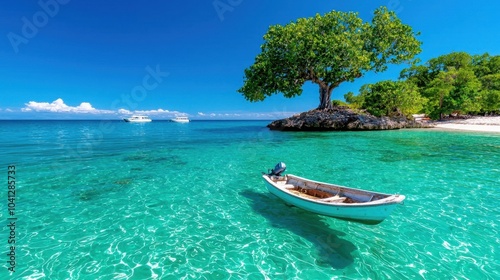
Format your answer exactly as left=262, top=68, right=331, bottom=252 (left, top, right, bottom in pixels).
left=171, top=116, right=190, bottom=123
left=123, top=115, right=152, bottom=123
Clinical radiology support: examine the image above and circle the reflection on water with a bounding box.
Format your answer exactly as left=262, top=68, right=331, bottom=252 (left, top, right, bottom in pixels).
left=241, top=190, right=356, bottom=269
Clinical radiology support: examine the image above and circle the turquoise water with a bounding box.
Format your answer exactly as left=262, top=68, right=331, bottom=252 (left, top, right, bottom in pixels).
left=1, top=120, right=499, bottom=279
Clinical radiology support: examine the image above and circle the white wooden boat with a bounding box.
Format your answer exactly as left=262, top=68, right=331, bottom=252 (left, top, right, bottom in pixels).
left=171, top=116, right=190, bottom=123
left=262, top=167, right=405, bottom=225
left=123, top=115, right=152, bottom=123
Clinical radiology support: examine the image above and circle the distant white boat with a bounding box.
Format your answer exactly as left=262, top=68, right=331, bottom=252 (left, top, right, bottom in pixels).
left=123, top=115, right=152, bottom=123
left=171, top=116, right=190, bottom=123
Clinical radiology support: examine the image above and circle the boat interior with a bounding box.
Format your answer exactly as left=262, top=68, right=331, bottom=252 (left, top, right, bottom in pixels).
left=272, top=175, right=390, bottom=204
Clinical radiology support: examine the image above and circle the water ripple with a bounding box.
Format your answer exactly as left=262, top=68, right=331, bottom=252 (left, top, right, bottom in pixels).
left=2, top=121, right=499, bottom=279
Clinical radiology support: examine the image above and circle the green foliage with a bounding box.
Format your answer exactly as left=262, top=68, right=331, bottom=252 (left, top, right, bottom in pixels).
left=344, top=91, right=364, bottom=109
left=479, top=73, right=500, bottom=113
left=400, top=52, right=474, bottom=90
left=239, top=6, right=421, bottom=110
left=472, top=53, right=500, bottom=78
left=347, top=80, right=425, bottom=117
left=397, top=52, right=500, bottom=119
left=240, top=7, right=498, bottom=118
left=399, top=65, right=434, bottom=88
left=331, top=99, right=349, bottom=107
left=424, top=67, right=482, bottom=118
left=428, top=52, right=472, bottom=72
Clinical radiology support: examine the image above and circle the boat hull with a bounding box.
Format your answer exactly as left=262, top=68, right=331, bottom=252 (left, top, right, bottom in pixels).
left=123, top=115, right=152, bottom=122
left=123, top=119, right=152, bottom=123
left=263, top=175, right=405, bottom=225
left=171, top=116, right=190, bottom=123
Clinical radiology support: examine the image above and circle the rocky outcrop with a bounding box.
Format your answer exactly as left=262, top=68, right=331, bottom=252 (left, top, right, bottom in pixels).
left=267, top=107, right=433, bottom=131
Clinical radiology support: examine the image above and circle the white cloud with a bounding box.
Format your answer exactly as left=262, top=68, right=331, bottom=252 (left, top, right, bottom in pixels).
left=131, top=109, right=186, bottom=116
left=118, top=108, right=132, bottom=115
left=133, top=109, right=168, bottom=114
left=22, top=98, right=113, bottom=114
left=117, top=108, right=183, bottom=117
left=18, top=98, right=189, bottom=118
left=10, top=98, right=295, bottom=120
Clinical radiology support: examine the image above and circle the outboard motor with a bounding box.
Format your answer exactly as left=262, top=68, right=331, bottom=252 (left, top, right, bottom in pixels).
left=268, top=162, right=286, bottom=176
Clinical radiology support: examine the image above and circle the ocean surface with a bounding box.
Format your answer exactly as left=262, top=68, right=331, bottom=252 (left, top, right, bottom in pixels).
left=1, top=120, right=499, bottom=279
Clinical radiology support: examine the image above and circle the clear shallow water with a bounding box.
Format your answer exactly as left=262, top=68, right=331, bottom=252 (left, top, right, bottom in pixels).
left=0, top=120, right=499, bottom=279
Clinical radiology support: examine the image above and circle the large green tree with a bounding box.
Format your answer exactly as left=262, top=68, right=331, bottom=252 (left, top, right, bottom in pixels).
left=238, top=7, right=421, bottom=110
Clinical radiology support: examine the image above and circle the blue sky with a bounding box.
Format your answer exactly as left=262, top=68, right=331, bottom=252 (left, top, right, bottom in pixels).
left=1, top=0, right=499, bottom=120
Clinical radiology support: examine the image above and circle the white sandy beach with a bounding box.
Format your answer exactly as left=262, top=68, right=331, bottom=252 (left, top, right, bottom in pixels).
left=432, top=116, right=500, bottom=133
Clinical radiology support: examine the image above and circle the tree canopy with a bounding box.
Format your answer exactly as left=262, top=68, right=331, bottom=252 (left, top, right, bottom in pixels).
left=345, top=52, right=500, bottom=119
left=346, top=80, right=425, bottom=117
left=238, top=6, right=421, bottom=110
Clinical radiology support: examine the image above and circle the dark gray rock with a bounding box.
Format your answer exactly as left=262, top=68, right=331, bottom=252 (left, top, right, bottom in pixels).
left=267, top=107, right=433, bottom=131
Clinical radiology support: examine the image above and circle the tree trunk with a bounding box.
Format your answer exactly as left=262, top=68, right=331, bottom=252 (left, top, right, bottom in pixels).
left=317, top=84, right=333, bottom=110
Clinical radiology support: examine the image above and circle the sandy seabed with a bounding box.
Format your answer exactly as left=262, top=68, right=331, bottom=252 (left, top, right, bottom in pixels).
left=432, top=116, right=500, bottom=133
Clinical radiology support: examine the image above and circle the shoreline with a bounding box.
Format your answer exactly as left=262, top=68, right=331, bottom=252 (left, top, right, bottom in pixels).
left=430, top=116, right=500, bottom=133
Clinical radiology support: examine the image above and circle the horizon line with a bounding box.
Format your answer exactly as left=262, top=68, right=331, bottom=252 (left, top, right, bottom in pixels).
left=0, top=119, right=277, bottom=121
